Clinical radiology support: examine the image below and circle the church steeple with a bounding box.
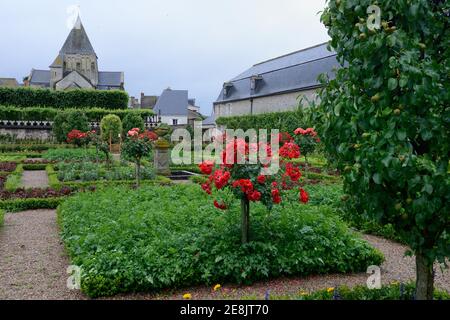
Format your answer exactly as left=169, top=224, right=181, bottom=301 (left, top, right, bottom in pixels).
left=59, top=15, right=96, bottom=56
left=51, top=15, right=99, bottom=89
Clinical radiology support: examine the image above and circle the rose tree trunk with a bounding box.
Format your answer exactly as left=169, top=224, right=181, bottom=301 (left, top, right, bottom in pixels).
left=241, top=197, right=250, bottom=244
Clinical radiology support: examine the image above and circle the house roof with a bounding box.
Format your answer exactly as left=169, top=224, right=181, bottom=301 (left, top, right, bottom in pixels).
left=154, top=89, right=189, bottom=116
left=60, top=16, right=96, bottom=56
left=28, top=70, right=123, bottom=88
left=215, top=43, right=339, bottom=104
left=98, top=71, right=124, bottom=87
left=203, top=113, right=216, bottom=126
left=0, top=78, right=19, bottom=87
left=29, top=69, right=51, bottom=86
left=141, top=95, right=159, bottom=109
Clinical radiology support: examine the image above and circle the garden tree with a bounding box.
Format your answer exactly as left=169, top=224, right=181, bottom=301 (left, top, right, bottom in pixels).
left=199, top=134, right=309, bottom=244
left=122, top=113, right=145, bottom=136
left=292, top=127, right=321, bottom=165
left=52, top=110, right=89, bottom=143
left=121, top=128, right=155, bottom=187
left=88, top=130, right=111, bottom=165
left=100, top=114, right=122, bottom=145
left=319, top=0, right=449, bottom=300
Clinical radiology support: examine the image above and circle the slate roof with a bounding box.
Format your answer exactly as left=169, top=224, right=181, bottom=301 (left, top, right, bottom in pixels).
left=98, top=71, right=124, bottom=87
left=60, top=16, right=96, bottom=56
left=29, top=70, right=51, bottom=87
left=203, top=113, right=216, bottom=126
left=153, top=89, right=189, bottom=116
left=215, top=43, right=339, bottom=104
left=28, top=69, right=123, bottom=89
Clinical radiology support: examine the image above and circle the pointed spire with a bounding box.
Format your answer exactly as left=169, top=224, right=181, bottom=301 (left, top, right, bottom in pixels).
left=74, top=14, right=82, bottom=30
left=59, top=15, right=96, bottom=55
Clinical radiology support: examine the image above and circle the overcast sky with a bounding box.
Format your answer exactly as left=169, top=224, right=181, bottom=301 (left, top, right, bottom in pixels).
left=0, top=0, right=330, bottom=114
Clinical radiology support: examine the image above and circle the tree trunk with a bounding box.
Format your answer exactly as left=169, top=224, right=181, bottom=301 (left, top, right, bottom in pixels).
left=241, top=197, right=250, bottom=244
left=136, top=159, right=141, bottom=188
left=415, top=253, right=434, bottom=300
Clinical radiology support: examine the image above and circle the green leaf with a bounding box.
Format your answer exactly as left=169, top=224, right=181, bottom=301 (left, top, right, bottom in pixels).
left=422, top=184, right=433, bottom=195
left=388, top=78, right=398, bottom=91
left=396, top=130, right=406, bottom=141
left=373, top=173, right=382, bottom=184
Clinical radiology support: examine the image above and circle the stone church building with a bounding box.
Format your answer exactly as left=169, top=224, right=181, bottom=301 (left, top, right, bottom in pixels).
left=25, top=16, right=124, bottom=90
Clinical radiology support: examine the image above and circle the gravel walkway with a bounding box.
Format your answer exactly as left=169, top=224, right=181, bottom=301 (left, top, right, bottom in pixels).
left=21, top=171, right=49, bottom=189
left=0, top=210, right=448, bottom=300
left=0, top=210, right=84, bottom=300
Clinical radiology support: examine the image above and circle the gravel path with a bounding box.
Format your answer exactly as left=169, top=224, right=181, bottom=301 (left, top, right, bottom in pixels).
left=0, top=210, right=84, bottom=300
left=21, top=171, right=49, bottom=189
left=0, top=210, right=448, bottom=300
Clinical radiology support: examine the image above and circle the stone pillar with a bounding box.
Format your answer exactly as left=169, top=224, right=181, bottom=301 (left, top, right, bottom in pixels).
left=154, top=139, right=171, bottom=176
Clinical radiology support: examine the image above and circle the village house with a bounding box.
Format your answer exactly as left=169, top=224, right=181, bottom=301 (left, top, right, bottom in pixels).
left=211, top=43, right=339, bottom=122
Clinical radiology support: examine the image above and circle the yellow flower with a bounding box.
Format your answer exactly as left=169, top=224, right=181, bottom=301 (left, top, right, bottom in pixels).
left=213, top=284, right=221, bottom=291
left=391, top=280, right=400, bottom=285
left=327, top=287, right=335, bottom=293
left=300, top=291, right=308, bottom=296
left=183, top=293, right=192, bottom=300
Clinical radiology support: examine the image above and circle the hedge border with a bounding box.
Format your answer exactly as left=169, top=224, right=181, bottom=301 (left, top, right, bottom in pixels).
left=0, top=197, right=66, bottom=212
left=0, top=87, right=129, bottom=110
left=0, top=106, right=154, bottom=122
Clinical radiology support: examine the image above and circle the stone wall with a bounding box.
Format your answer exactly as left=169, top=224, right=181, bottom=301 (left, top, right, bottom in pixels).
left=0, top=128, right=53, bottom=140
left=213, top=88, right=319, bottom=117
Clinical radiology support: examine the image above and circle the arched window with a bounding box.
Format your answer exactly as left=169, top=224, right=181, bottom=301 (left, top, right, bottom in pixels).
left=91, top=62, right=95, bottom=71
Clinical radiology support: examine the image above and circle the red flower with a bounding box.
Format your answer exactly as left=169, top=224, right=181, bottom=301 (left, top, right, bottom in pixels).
left=201, top=183, right=212, bottom=195
left=295, top=127, right=318, bottom=137
left=300, top=188, right=309, bottom=204
left=286, top=163, right=302, bottom=182
left=222, top=138, right=249, bottom=166
left=271, top=188, right=282, bottom=204
left=279, top=142, right=301, bottom=159
left=138, top=130, right=158, bottom=141
left=214, top=200, right=227, bottom=210
left=232, top=179, right=254, bottom=194
left=199, top=160, right=214, bottom=175
left=247, top=190, right=261, bottom=202
left=213, top=170, right=230, bottom=190
left=128, top=129, right=139, bottom=137
left=257, top=175, right=266, bottom=184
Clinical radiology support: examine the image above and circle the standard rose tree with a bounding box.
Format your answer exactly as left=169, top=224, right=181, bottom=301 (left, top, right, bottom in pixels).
left=293, top=128, right=320, bottom=165
left=199, top=136, right=309, bottom=244
left=121, top=128, right=157, bottom=187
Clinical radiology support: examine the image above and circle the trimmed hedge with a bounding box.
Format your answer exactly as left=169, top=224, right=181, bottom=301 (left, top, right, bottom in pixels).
left=0, top=209, right=4, bottom=226
left=0, top=106, right=154, bottom=122
left=0, top=197, right=65, bottom=212
left=0, top=144, right=75, bottom=153
left=0, top=87, right=128, bottom=110
left=216, top=108, right=308, bottom=133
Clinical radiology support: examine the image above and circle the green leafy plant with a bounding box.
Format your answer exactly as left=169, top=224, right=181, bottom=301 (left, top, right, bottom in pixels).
left=318, top=0, right=449, bottom=300
left=100, top=115, right=122, bottom=144
left=122, top=113, right=145, bottom=136
left=58, top=184, right=383, bottom=298
left=0, top=87, right=129, bottom=110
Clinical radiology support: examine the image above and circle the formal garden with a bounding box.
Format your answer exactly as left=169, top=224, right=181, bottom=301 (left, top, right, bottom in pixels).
left=0, top=0, right=448, bottom=301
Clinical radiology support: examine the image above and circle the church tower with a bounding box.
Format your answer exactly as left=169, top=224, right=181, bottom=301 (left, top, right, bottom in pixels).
left=50, top=16, right=99, bottom=89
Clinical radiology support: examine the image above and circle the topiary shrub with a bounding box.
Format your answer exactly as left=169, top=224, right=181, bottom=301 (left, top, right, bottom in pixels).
left=100, top=115, right=122, bottom=144
left=53, top=111, right=69, bottom=143
left=122, top=113, right=144, bottom=136
left=65, top=110, right=90, bottom=133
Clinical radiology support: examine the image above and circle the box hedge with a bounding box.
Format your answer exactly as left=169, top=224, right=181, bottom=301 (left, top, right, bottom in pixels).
left=0, top=87, right=129, bottom=110
left=0, top=106, right=154, bottom=122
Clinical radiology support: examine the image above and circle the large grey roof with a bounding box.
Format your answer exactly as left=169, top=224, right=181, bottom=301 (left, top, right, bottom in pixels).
left=60, top=17, right=96, bottom=55
left=29, top=70, right=51, bottom=86
left=203, top=113, right=216, bottom=126
left=154, top=89, right=188, bottom=116
left=215, top=43, right=340, bottom=104
left=98, top=71, right=124, bottom=87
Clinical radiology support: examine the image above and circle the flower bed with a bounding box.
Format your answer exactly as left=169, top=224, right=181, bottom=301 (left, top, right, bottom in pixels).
left=59, top=184, right=383, bottom=298
left=0, top=162, right=17, bottom=172
left=0, top=186, right=74, bottom=200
